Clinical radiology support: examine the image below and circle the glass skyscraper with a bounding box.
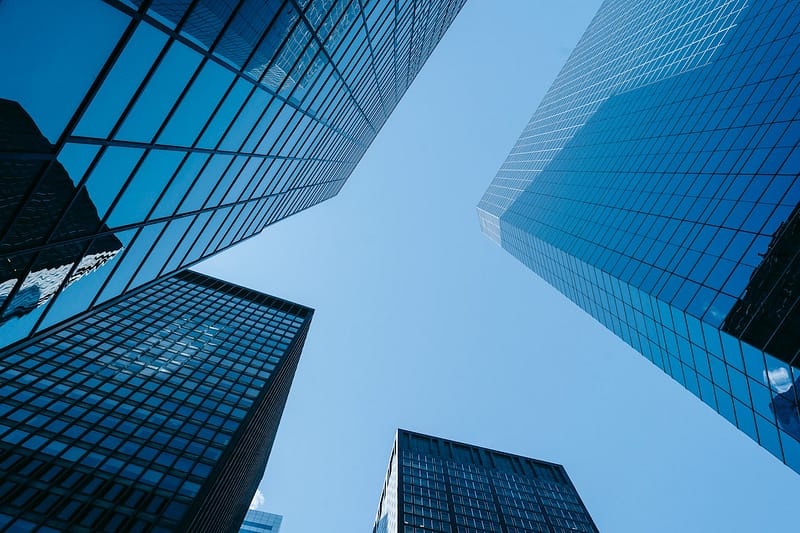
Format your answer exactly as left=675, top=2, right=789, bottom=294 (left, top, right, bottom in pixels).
left=478, top=1, right=800, bottom=471
left=373, top=429, right=598, bottom=533
left=0, top=0, right=465, bottom=348
left=0, top=270, right=312, bottom=532
left=240, top=510, right=283, bottom=532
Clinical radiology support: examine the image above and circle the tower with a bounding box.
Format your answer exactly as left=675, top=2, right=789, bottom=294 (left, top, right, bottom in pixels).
left=0, top=0, right=466, bottom=347
left=373, top=429, right=598, bottom=533
left=0, top=270, right=312, bottom=532
left=478, top=0, right=800, bottom=471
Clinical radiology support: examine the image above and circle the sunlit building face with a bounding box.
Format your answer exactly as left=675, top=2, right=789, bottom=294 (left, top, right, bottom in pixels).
left=479, top=0, right=800, bottom=472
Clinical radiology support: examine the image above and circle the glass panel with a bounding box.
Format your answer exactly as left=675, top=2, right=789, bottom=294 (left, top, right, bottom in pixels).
left=107, top=149, right=184, bottom=228
left=207, top=155, right=249, bottom=206
left=129, top=217, right=193, bottom=288
left=181, top=207, right=231, bottom=267
left=158, top=60, right=235, bottom=146
left=178, top=154, right=233, bottom=213
left=151, top=152, right=210, bottom=219
left=96, top=222, right=166, bottom=304
left=214, top=0, right=282, bottom=69
left=246, top=3, right=299, bottom=87
left=196, top=78, right=252, bottom=149
left=38, top=229, right=135, bottom=330
left=74, top=22, right=168, bottom=139
left=116, top=40, right=202, bottom=143
left=83, top=146, right=146, bottom=219
left=180, top=0, right=237, bottom=51
left=162, top=212, right=210, bottom=273
left=57, top=144, right=101, bottom=188
left=0, top=0, right=128, bottom=142
left=222, top=157, right=263, bottom=204
left=218, top=89, right=270, bottom=151
left=145, top=0, right=192, bottom=30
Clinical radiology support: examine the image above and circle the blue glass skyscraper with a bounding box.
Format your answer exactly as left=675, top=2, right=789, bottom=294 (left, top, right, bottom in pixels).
left=0, top=0, right=465, bottom=348
left=479, top=1, right=800, bottom=471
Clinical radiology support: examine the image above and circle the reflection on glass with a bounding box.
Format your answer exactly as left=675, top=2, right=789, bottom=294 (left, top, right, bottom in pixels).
left=139, top=0, right=342, bottom=95
left=108, top=318, right=227, bottom=377
left=374, top=514, right=389, bottom=533
left=771, top=376, right=800, bottom=441
left=0, top=98, right=122, bottom=322
left=723, top=203, right=800, bottom=365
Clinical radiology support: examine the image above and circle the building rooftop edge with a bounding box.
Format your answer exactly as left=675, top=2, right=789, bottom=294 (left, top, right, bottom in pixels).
left=395, top=427, right=566, bottom=470
left=183, top=269, right=315, bottom=316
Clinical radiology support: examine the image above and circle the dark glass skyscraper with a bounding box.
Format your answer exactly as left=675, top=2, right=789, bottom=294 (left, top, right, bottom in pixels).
left=373, top=429, right=598, bottom=533
left=0, top=270, right=312, bottom=532
left=478, top=1, right=800, bottom=471
left=0, top=0, right=465, bottom=347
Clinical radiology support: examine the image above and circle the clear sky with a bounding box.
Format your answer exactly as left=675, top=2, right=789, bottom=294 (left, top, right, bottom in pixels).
left=198, top=1, right=800, bottom=531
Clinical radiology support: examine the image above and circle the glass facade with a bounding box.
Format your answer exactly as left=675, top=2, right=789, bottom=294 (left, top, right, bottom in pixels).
left=0, top=270, right=313, bottom=532
left=478, top=1, right=800, bottom=471
left=373, top=429, right=598, bottom=533
left=239, top=510, right=283, bottom=532
left=0, top=0, right=466, bottom=348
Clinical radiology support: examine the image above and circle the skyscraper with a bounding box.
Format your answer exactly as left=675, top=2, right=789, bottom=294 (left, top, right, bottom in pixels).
left=240, top=510, right=283, bottom=532
left=0, top=270, right=312, bottom=532
left=478, top=1, right=800, bottom=471
left=0, top=0, right=466, bottom=347
left=373, top=429, right=598, bottom=533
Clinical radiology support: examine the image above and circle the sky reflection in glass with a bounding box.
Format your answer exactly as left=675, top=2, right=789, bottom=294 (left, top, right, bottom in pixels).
left=0, top=0, right=465, bottom=348
left=479, top=0, right=800, bottom=473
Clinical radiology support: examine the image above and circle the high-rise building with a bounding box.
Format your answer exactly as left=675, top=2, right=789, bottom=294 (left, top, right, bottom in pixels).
left=0, top=270, right=312, bottom=532
left=0, top=0, right=466, bottom=347
left=478, top=1, right=800, bottom=471
left=240, top=509, right=283, bottom=533
left=373, top=429, right=598, bottom=533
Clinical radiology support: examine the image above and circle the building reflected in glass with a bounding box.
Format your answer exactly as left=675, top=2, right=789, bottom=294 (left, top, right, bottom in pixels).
left=239, top=509, right=282, bottom=532
left=478, top=0, right=800, bottom=471
left=0, top=99, right=122, bottom=323
left=0, top=270, right=312, bottom=532
left=373, top=429, right=598, bottom=533
left=0, top=0, right=465, bottom=347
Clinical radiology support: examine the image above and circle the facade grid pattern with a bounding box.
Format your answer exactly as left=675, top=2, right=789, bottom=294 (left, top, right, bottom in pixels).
left=478, top=0, right=800, bottom=472
left=0, top=270, right=312, bottom=532
left=0, top=0, right=465, bottom=348
left=373, top=429, right=598, bottom=533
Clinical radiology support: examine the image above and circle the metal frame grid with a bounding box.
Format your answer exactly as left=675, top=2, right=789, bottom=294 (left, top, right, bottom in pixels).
left=477, top=0, right=800, bottom=473
left=0, top=269, right=312, bottom=532
left=0, top=0, right=466, bottom=347
left=373, top=429, right=598, bottom=533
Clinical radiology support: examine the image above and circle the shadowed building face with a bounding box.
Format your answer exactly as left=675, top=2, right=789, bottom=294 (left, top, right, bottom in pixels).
left=373, top=429, right=598, bottom=533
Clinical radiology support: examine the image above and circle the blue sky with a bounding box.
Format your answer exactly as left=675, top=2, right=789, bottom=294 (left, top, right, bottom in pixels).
left=198, top=1, right=800, bottom=531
